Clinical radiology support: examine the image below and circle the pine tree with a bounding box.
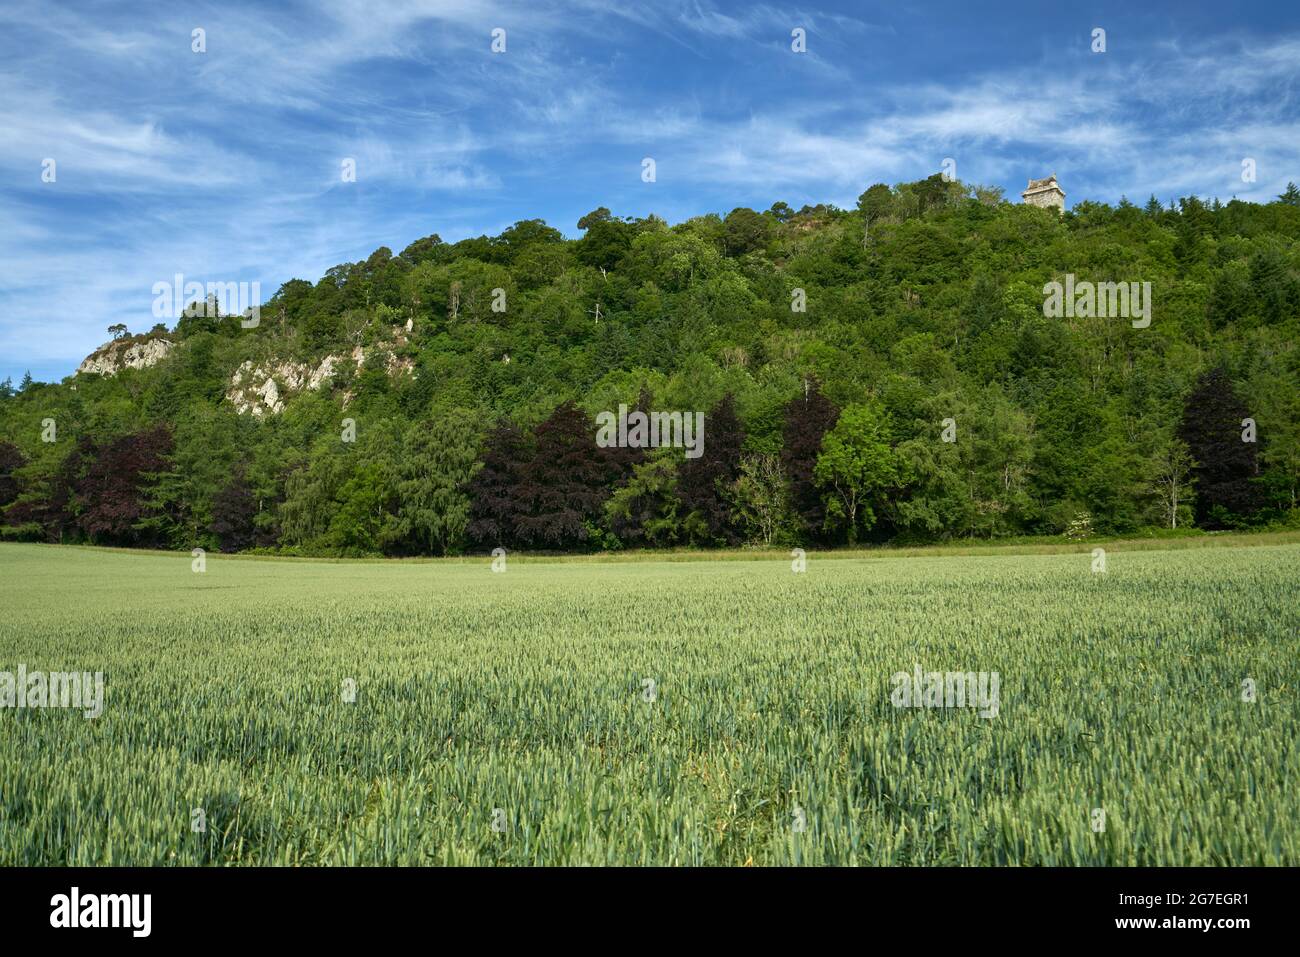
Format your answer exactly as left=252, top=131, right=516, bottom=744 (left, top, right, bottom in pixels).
left=1178, top=367, right=1260, bottom=527
left=1278, top=182, right=1300, bottom=206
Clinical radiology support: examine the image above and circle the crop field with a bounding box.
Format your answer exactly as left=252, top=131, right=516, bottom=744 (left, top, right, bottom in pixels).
left=0, top=540, right=1296, bottom=866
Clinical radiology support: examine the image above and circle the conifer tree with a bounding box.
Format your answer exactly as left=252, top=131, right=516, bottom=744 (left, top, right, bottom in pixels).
left=1178, top=367, right=1260, bottom=527
left=678, top=393, right=745, bottom=544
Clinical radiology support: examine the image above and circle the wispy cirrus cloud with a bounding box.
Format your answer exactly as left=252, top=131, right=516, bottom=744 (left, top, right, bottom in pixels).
left=1, top=0, right=1297, bottom=383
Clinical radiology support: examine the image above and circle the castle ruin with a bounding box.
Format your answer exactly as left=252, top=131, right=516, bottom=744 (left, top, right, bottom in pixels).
left=1022, top=174, right=1065, bottom=212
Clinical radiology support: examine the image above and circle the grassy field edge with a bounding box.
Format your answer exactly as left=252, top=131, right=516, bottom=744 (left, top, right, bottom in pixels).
left=2, top=527, right=1297, bottom=567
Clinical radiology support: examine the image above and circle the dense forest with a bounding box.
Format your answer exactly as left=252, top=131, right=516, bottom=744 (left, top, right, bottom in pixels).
left=1, top=175, right=1298, bottom=555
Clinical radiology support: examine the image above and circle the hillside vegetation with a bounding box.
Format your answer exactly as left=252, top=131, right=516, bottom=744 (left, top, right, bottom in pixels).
left=1, top=176, right=1298, bottom=555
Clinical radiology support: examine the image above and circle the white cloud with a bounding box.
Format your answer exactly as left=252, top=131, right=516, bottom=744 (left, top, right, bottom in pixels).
left=1, top=2, right=1297, bottom=382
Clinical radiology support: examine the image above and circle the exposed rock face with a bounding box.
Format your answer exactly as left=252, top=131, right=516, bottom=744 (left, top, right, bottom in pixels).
left=226, top=356, right=339, bottom=416
left=386, top=353, right=414, bottom=377
left=75, top=327, right=415, bottom=417
left=223, top=347, right=413, bottom=416
left=76, top=337, right=174, bottom=377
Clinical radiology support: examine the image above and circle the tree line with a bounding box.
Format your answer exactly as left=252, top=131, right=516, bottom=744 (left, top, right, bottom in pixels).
left=0, top=368, right=1274, bottom=554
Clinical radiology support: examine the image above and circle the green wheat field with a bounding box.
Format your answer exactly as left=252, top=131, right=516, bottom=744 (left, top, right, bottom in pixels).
left=1, top=539, right=1296, bottom=866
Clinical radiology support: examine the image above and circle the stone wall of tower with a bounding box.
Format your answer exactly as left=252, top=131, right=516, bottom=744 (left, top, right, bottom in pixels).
left=1024, top=189, right=1065, bottom=212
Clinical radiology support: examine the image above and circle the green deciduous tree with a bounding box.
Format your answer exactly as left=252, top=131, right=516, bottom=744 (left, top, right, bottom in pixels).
left=729, top=452, right=795, bottom=546
left=814, top=401, right=897, bottom=544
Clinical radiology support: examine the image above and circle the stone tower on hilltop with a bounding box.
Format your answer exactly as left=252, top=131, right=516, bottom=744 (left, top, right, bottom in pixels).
left=1021, top=174, right=1065, bottom=212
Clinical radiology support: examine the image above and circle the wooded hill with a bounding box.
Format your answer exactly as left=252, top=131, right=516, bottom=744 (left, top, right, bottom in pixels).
left=1, top=176, right=1298, bottom=554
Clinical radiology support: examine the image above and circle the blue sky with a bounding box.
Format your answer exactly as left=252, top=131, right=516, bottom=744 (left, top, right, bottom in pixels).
left=2, top=0, right=1298, bottom=384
